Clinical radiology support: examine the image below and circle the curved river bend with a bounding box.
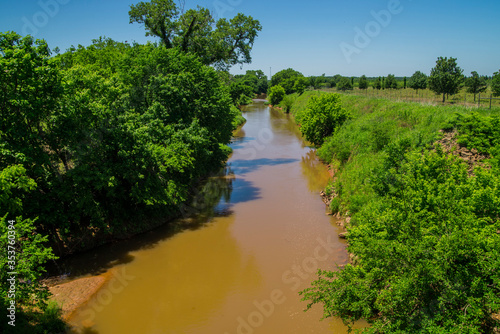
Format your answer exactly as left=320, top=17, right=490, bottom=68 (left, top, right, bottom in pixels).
left=66, top=101, right=358, bottom=333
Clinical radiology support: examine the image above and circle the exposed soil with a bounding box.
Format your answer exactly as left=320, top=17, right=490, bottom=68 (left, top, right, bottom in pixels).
left=435, top=129, right=490, bottom=175
left=48, top=273, right=111, bottom=320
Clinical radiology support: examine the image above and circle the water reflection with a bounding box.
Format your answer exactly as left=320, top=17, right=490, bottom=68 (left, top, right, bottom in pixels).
left=47, top=165, right=242, bottom=281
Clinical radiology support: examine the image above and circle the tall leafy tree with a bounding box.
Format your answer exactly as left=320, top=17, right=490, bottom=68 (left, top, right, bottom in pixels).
left=408, top=70, right=428, bottom=93
left=465, top=71, right=488, bottom=102
left=374, top=77, right=382, bottom=90
left=428, top=57, right=464, bottom=103
left=129, top=0, right=261, bottom=70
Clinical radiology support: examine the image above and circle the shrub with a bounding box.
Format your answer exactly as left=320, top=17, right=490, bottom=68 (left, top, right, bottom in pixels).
left=296, top=93, right=350, bottom=146
left=268, top=85, right=286, bottom=106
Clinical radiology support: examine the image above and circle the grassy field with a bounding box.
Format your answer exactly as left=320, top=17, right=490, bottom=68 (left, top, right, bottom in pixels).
left=318, top=87, right=500, bottom=109
left=281, top=90, right=498, bottom=216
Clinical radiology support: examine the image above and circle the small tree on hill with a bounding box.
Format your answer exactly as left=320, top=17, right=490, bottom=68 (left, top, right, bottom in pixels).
left=374, top=77, right=382, bottom=90
left=359, top=75, right=368, bottom=90
left=465, top=71, right=487, bottom=102
left=408, top=71, right=428, bottom=93
left=385, top=74, right=398, bottom=89
left=428, top=57, right=463, bottom=103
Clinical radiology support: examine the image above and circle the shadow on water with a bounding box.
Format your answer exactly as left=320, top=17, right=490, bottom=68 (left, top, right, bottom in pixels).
left=228, top=157, right=298, bottom=175
left=44, top=165, right=252, bottom=281
left=229, top=136, right=255, bottom=150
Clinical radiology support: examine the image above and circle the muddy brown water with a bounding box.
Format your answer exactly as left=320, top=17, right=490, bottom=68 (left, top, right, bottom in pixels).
left=63, top=101, right=362, bottom=333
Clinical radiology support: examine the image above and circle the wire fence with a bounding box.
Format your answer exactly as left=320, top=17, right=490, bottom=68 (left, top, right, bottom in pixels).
left=319, top=87, right=500, bottom=109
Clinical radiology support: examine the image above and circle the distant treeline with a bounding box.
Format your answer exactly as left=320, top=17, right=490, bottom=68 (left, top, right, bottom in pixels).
left=266, top=59, right=500, bottom=105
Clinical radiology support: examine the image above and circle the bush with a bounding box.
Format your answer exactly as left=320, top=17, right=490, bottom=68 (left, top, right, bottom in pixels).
left=296, top=93, right=350, bottom=146
left=281, top=95, right=296, bottom=113
left=302, top=150, right=500, bottom=333
left=268, top=85, right=286, bottom=106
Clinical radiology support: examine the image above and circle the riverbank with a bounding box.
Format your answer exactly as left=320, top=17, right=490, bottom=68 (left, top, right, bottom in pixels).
left=280, top=90, right=500, bottom=332
left=52, top=99, right=354, bottom=333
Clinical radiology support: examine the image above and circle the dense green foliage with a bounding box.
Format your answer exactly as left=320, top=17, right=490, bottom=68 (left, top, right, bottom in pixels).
left=268, top=85, right=286, bottom=106
left=1, top=28, right=248, bottom=330
left=1, top=32, right=240, bottom=253
left=408, top=70, right=428, bottom=92
left=295, top=94, right=350, bottom=146
left=293, top=76, right=310, bottom=95
left=229, top=81, right=254, bottom=106
left=384, top=74, right=398, bottom=89
left=0, top=164, right=65, bottom=333
left=337, top=77, right=353, bottom=91
left=302, top=148, right=500, bottom=333
left=284, top=91, right=500, bottom=332
left=270, top=68, right=304, bottom=94
left=492, top=70, right=500, bottom=97
left=129, top=0, right=261, bottom=70
left=429, top=57, right=464, bottom=102
left=232, top=70, right=268, bottom=95
left=452, top=113, right=500, bottom=155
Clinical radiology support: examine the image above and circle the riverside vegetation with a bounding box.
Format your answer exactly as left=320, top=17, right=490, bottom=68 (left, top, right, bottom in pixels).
left=275, top=91, right=500, bottom=333
left=0, top=0, right=261, bottom=331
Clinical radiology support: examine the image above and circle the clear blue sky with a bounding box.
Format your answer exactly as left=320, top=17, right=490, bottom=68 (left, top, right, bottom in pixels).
left=1, top=0, right=499, bottom=77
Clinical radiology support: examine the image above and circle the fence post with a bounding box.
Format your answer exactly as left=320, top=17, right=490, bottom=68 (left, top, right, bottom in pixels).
left=490, top=94, right=493, bottom=110
left=478, top=94, right=481, bottom=108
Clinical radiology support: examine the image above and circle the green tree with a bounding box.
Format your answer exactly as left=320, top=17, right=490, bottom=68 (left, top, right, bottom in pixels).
left=129, top=0, right=262, bottom=70
left=0, top=164, right=61, bottom=332
left=2, top=32, right=237, bottom=253
left=358, top=75, right=368, bottom=90
left=428, top=57, right=464, bottom=103
left=374, top=77, right=382, bottom=90
left=408, top=70, right=428, bottom=93
left=385, top=74, right=398, bottom=89
left=491, top=69, right=500, bottom=97
left=465, top=71, right=488, bottom=102
left=268, top=85, right=286, bottom=105
left=403, top=76, right=407, bottom=89
left=229, top=81, right=254, bottom=106
left=309, top=76, right=321, bottom=90
left=270, top=68, right=304, bottom=94
left=337, top=77, right=353, bottom=91
left=296, top=93, right=350, bottom=145
left=293, top=76, right=310, bottom=95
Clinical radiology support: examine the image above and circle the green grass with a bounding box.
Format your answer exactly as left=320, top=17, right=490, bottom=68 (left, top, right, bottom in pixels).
left=286, top=91, right=497, bottom=217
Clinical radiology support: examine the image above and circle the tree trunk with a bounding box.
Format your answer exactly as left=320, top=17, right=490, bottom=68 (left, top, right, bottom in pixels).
left=442, top=93, right=446, bottom=103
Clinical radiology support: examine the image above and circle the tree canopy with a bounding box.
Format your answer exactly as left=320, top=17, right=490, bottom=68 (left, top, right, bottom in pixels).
left=358, top=75, right=368, bottom=90
left=465, top=71, right=488, bottom=102
left=428, top=57, right=463, bottom=102
left=296, top=93, right=350, bottom=145
left=408, top=70, right=428, bottom=92
left=129, top=0, right=262, bottom=70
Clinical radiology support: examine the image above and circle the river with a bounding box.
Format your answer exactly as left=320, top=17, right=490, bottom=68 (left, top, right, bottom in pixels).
left=64, top=100, right=358, bottom=333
